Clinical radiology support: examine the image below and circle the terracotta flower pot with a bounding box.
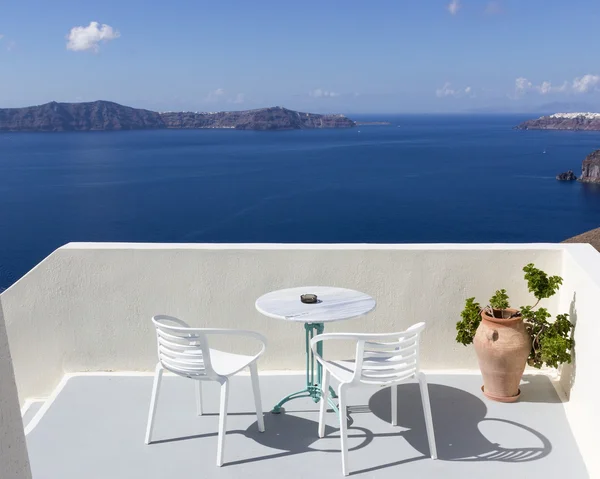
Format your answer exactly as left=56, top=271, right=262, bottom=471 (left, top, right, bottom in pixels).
left=473, top=308, right=531, bottom=402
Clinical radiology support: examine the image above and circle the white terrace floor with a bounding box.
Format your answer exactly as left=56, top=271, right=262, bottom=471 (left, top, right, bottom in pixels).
left=24, top=373, right=588, bottom=479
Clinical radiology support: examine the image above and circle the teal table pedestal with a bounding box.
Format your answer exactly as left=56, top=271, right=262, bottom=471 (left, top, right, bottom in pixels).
left=271, top=322, right=338, bottom=414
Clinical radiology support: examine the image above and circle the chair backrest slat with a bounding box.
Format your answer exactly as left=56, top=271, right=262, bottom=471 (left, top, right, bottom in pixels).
left=356, top=322, right=425, bottom=385
left=364, top=342, right=417, bottom=358
left=360, top=360, right=417, bottom=377
left=362, top=352, right=417, bottom=370
left=360, top=369, right=416, bottom=385
left=152, top=315, right=211, bottom=378
left=364, top=335, right=418, bottom=351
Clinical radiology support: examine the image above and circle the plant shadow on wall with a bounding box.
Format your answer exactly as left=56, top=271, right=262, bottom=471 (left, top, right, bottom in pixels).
left=559, top=292, right=578, bottom=400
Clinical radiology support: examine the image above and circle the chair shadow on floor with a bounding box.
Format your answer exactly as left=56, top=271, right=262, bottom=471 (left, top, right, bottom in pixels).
left=153, top=383, right=552, bottom=473
left=369, top=383, right=552, bottom=462
left=242, top=383, right=551, bottom=470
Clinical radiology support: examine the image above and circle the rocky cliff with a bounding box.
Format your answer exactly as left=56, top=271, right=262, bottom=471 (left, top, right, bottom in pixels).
left=563, top=227, right=600, bottom=252
left=0, top=101, right=164, bottom=131
left=0, top=102, right=355, bottom=132
left=161, top=106, right=354, bottom=130
left=516, top=113, right=600, bottom=131
left=580, top=150, right=600, bottom=183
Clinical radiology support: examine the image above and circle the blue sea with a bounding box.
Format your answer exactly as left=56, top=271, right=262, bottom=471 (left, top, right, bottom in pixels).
left=1, top=114, right=600, bottom=288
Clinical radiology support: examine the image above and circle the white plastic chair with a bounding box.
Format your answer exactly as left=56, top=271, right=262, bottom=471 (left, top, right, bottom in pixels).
left=145, top=315, right=267, bottom=466
left=310, top=322, right=437, bottom=476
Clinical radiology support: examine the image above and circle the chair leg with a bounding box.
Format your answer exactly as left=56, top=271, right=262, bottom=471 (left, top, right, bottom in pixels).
left=338, top=384, right=349, bottom=476
left=318, top=370, right=330, bottom=438
left=145, top=363, right=163, bottom=445
left=417, top=372, right=437, bottom=459
left=216, top=378, right=230, bottom=467
left=391, top=383, right=398, bottom=426
left=249, top=363, right=265, bottom=433
left=195, top=380, right=203, bottom=416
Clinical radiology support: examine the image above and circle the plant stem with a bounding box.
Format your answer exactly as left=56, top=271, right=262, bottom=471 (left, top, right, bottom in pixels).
left=531, top=323, right=546, bottom=362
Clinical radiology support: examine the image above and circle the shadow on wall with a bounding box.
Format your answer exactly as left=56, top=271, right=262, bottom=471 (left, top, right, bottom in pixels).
left=369, top=383, right=552, bottom=462
left=559, top=292, right=578, bottom=400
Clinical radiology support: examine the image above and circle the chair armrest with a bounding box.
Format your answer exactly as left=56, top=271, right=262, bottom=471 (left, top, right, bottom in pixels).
left=310, top=333, right=361, bottom=365
left=201, top=328, right=268, bottom=361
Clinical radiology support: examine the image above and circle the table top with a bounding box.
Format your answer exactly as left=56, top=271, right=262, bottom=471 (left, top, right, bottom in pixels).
left=255, top=286, right=376, bottom=323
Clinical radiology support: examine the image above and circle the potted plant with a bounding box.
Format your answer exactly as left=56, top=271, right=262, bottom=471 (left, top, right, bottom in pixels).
left=456, top=263, right=574, bottom=402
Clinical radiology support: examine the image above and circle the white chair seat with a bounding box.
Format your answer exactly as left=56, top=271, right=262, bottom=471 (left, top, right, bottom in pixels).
left=165, top=348, right=256, bottom=377
left=321, top=359, right=356, bottom=383
left=209, top=349, right=256, bottom=377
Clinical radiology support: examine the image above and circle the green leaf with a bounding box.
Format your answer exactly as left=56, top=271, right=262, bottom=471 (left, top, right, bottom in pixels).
left=456, top=297, right=481, bottom=346
left=523, top=263, right=563, bottom=301
left=489, top=289, right=510, bottom=310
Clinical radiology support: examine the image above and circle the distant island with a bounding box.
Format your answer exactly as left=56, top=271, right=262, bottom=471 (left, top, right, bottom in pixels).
left=0, top=101, right=356, bottom=132
left=355, top=121, right=392, bottom=126
left=515, top=112, right=600, bottom=131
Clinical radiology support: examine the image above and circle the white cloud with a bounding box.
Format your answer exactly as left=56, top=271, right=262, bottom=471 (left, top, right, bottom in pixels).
left=66, top=22, right=120, bottom=52
left=0, top=34, right=4, bottom=40
left=6, top=40, right=16, bottom=52
left=516, top=77, right=562, bottom=95
left=436, top=83, right=474, bottom=98
left=206, top=88, right=226, bottom=102
left=515, top=75, right=599, bottom=97
left=515, top=77, right=533, bottom=95
left=447, top=0, right=461, bottom=15
left=230, top=93, right=245, bottom=104
left=485, top=1, right=502, bottom=14
left=309, top=88, right=340, bottom=98
left=535, top=81, right=568, bottom=95
left=206, top=89, right=247, bottom=104
left=572, top=74, right=600, bottom=93
left=436, top=82, right=455, bottom=97
left=538, top=81, right=552, bottom=95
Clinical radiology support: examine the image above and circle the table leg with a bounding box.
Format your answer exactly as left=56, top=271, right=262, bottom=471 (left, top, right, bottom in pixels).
left=314, top=325, right=338, bottom=400
left=271, top=322, right=338, bottom=414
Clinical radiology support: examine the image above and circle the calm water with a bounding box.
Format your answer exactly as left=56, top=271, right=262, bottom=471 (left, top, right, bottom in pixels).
left=1, top=114, right=600, bottom=288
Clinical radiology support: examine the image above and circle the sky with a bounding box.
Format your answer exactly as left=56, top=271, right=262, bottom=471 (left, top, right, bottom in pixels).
left=2, top=0, right=600, bottom=113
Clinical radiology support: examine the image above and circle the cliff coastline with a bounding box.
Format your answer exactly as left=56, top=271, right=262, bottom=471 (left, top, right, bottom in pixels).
left=0, top=101, right=356, bottom=132
left=516, top=112, right=600, bottom=131
left=580, top=150, right=600, bottom=183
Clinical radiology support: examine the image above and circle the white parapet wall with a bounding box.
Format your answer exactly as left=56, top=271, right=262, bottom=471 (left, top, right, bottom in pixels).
left=0, top=303, right=32, bottom=479
left=4, top=242, right=600, bottom=475
left=558, top=245, right=600, bottom=477
left=1, top=243, right=566, bottom=404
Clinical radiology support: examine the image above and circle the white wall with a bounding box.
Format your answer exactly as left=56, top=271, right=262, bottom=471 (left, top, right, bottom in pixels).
left=2, top=243, right=563, bottom=405
left=0, top=302, right=32, bottom=479
left=558, top=244, right=600, bottom=478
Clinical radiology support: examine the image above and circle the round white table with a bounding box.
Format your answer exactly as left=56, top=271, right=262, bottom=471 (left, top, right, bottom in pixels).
left=255, top=286, right=376, bottom=413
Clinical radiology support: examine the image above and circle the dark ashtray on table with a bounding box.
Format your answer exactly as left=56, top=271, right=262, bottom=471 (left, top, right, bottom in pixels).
left=301, top=294, right=318, bottom=304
